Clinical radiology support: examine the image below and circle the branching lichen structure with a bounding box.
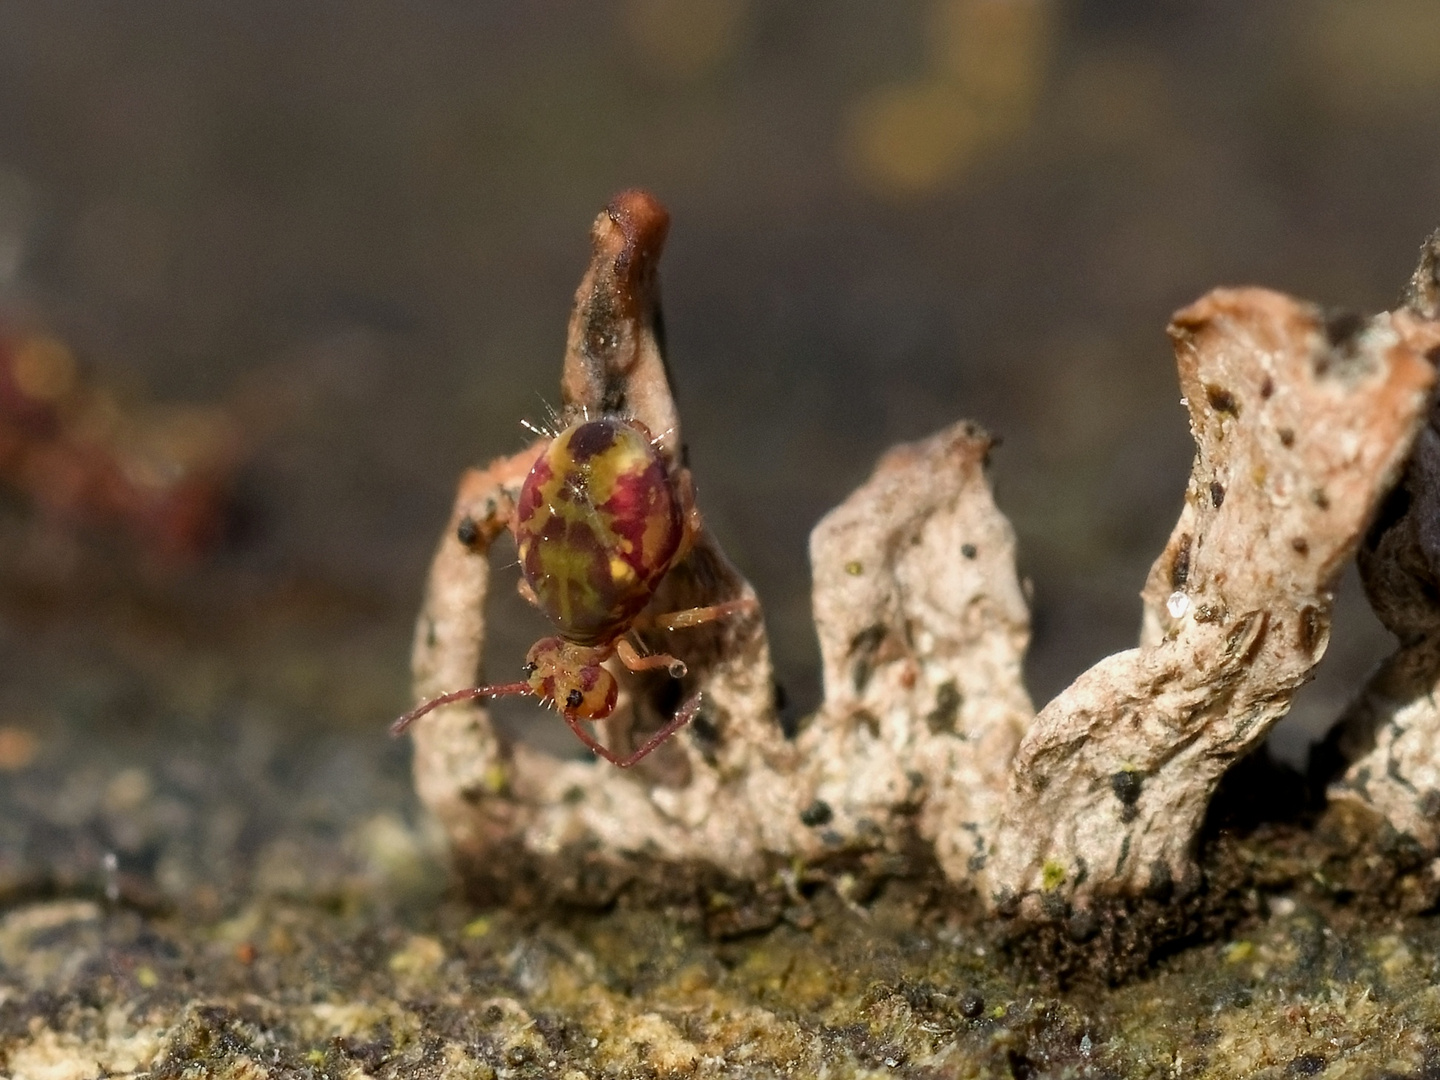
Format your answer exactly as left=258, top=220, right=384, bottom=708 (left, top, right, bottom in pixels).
left=1327, top=233, right=1440, bottom=852
left=989, top=290, right=1439, bottom=913
left=408, top=192, right=1440, bottom=920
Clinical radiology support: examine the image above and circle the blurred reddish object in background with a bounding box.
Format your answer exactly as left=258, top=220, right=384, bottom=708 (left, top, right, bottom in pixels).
left=0, top=324, right=247, bottom=564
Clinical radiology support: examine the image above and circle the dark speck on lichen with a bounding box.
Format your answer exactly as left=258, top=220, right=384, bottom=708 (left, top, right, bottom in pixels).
left=800, top=799, right=834, bottom=827
left=926, top=681, right=963, bottom=735
left=1170, top=533, right=1192, bottom=589
left=1205, top=383, right=1240, bottom=416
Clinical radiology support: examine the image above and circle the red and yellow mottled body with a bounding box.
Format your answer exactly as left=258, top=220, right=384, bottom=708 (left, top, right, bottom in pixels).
left=392, top=413, right=752, bottom=768
left=516, top=417, right=683, bottom=643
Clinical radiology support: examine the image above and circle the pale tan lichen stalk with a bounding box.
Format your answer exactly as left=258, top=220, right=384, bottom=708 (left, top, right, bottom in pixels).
left=983, top=290, right=1440, bottom=910
left=409, top=192, right=803, bottom=880
left=804, top=422, right=1034, bottom=870
left=412, top=195, right=1440, bottom=912
left=1327, top=234, right=1440, bottom=849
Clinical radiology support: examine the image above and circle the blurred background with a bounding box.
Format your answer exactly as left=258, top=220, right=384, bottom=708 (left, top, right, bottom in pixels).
left=2, top=0, right=1440, bottom=903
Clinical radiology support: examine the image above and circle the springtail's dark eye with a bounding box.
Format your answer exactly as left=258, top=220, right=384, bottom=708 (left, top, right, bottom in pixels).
left=566, top=689, right=584, bottom=709
left=522, top=661, right=538, bottom=675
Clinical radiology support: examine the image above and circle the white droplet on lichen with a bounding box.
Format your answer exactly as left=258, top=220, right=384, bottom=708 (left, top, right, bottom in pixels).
left=1166, top=590, right=1190, bottom=619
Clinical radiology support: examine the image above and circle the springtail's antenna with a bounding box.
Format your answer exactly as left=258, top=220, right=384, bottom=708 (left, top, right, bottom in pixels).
left=390, top=682, right=532, bottom=737
left=519, top=418, right=549, bottom=439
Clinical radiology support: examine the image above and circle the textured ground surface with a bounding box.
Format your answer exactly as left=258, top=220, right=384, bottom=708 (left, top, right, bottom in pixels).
left=3, top=549, right=1440, bottom=1080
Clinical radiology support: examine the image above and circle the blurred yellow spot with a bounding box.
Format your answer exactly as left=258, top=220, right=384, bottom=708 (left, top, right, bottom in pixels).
left=624, top=0, right=747, bottom=82
left=0, top=725, right=38, bottom=770
left=849, top=83, right=985, bottom=196
left=1224, top=940, right=1254, bottom=964
left=931, top=0, right=1049, bottom=111
left=610, top=556, right=635, bottom=583
left=846, top=0, right=1052, bottom=197
left=103, top=767, right=153, bottom=813
left=10, top=334, right=76, bottom=403
left=1040, top=859, right=1066, bottom=891
left=464, top=915, right=492, bottom=938
left=136, top=966, right=159, bottom=988
left=483, top=763, right=508, bottom=794
left=389, top=934, right=446, bottom=975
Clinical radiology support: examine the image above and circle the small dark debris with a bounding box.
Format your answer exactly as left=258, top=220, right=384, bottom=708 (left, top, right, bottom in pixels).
left=1260, top=375, right=1275, bottom=398
left=1209, top=481, right=1225, bottom=508
left=1066, top=908, right=1099, bottom=943
left=1291, top=537, right=1310, bottom=556
left=456, top=516, right=480, bottom=547
left=1144, top=859, right=1173, bottom=902
left=1287, top=1052, right=1327, bottom=1076
left=800, top=800, right=834, bottom=828
left=1278, top=427, right=1295, bottom=448
left=1171, top=534, right=1192, bottom=589
left=926, top=681, right=963, bottom=735
left=849, top=624, right=889, bottom=693
left=1008, top=1049, right=1038, bottom=1079
left=1324, top=308, right=1366, bottom=348
left=961, top=543, right=978, bottom=559
left=1110, top=770, right=1143, bottom=809
left=1297, top=605, right=1321, bottom=655
left=687, top=704, right=722, bottom=757
left=959, top=991, right=985, bottom=1019
left=1205, top=384, right=1240, bottom=416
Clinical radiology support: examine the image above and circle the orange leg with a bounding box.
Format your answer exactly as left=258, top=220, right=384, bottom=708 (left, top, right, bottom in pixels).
left=565, top=692, right=704, bottom=768
left=616, top=638, right=686, bottom=678
left=644, top=595, right=758, bottom=632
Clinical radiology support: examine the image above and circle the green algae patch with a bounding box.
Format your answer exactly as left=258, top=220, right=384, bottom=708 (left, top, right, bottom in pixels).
left=1041, top=859, right=1067, bottom=892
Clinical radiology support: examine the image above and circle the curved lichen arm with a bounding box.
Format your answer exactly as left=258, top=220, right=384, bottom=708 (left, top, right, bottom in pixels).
left=982, top=289, right=1440, bottom=913
left=559, top=190, right=681, bottom=459
left=1326, top=232, right=1440, bottom=849
left=408, top=447, right=542, bottom=863
left=409, top=191, right=795, bottom=884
